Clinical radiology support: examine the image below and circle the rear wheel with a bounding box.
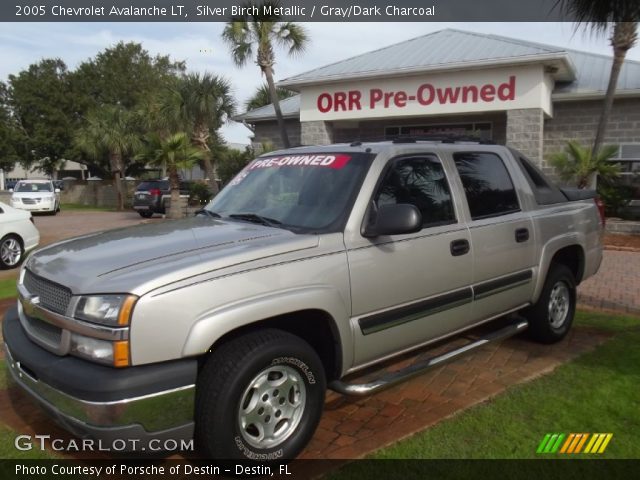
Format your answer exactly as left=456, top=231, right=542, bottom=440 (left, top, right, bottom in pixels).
left=195, top=329, right=326, bottom=460
left=138, top=211, right=153, bottom=218
left=522, top=264, right=576, bottom=344
left=0, top=235, right=24, bottom=269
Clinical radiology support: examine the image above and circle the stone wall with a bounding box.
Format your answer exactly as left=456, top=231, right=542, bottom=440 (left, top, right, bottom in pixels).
left=60, top=180, right=138, bottom=208
left=252, top=119, right=301, bottom=149
left=301, top=121, right=334, bottom=145
left=543, top=98, right=640, bottom=157
left=506, top=108, right=545, bottom=168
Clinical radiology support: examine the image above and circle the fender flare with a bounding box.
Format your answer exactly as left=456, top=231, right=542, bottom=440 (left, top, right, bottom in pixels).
left=181, top=285, right=353, bottom=374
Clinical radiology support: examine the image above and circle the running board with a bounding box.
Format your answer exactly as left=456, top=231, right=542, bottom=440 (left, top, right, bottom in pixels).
left=329, top=320, right=528, bottom=396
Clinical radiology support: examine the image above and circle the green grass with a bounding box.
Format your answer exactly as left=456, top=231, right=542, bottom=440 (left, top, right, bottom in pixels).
left=365, top=311, right=640, bottom=460
left=60, top=203, right=114, bottom=212
left=0, top=279, right=16, bottom=300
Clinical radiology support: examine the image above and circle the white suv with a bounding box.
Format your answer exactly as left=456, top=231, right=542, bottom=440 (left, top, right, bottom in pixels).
left=10, top=180, right=61, bottom=215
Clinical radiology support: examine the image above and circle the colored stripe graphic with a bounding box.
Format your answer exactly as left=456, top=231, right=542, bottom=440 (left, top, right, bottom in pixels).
left=538, top=433, right=613, bottom=454
left=537, top=433, right=565, bottom=453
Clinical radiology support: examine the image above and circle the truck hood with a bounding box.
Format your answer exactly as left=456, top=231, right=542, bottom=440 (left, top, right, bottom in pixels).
left=26, top=217, right=319, bottom=294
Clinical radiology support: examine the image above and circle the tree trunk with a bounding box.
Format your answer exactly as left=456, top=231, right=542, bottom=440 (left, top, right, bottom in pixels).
left=264, top=65, right=290, bottom=149
left=592, top=22, right=635, bottom=157
left=110, top=152, right=124, bottom=211
left=168, top=165, right=183, bottom=219
left=193, top=125, right=219, bottom=195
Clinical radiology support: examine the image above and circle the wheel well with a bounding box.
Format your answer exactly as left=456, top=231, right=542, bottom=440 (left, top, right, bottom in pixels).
left=550, top=245, right=585, bottom=284
left=204, top=310, right=342, bottom=382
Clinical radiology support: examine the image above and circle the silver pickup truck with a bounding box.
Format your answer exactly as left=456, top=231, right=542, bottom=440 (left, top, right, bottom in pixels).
left=3, top=140, right=603, bottom=460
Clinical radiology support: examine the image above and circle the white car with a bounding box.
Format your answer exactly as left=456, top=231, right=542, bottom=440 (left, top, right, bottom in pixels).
left=0, top=202, right=39, bottom=269
left=10, top=180, right=61, bottom=215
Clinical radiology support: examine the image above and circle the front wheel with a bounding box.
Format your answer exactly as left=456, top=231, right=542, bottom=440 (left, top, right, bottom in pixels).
left=522, top=264, right=576, bottom=344
left=138, top=211, right=153, bottom=218
left=195, top=329, right=326, bottom=460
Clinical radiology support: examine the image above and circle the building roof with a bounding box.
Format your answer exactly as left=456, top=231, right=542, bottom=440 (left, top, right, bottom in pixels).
left=236, top=29, right=640, bottom=122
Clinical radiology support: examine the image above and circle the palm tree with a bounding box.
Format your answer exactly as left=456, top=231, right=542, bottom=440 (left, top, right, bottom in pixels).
left=245, top=83, right=295, bottom=111
left=160, top=73, right=235, bottom=194
left=550, top=141, right=620, bottom=189
left=75, top=106, right=141, bottom=210
left=222, top=0, right=309, bottom=148
left=136, top=132, right=204, bottom=219
left=560, top=1, right=639, bottom=156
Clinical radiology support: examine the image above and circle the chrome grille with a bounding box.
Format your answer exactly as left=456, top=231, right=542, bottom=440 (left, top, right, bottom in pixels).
left=23, top=270, right=72, bottom=315
left=22, top=198, right=39, bottom=205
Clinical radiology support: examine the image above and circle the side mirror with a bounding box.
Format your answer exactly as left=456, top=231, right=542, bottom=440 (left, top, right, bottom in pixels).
left=54, top=188, right=61, bottom=193
left=9, top=188, right=13, bottom=193
left=363, top=203, right=422, bottom=238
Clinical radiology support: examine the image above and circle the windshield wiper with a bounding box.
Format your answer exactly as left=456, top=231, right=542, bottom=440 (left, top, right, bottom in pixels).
left=228, top=213, right=283, bottom=228
left=195, top=209, right=221, bottom=218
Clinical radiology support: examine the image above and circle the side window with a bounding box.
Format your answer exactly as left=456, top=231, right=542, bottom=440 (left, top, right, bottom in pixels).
left=453, top=152, right=520, bottom=219
left=375, top=155, right=456, bottom=227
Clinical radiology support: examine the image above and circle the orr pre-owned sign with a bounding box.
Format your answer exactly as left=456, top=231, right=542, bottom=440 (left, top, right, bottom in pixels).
left=299, top=65, right=554, bottom=122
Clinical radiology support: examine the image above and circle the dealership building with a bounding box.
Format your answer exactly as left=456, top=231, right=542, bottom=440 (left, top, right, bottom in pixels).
left=237, top=29, right=640, bottom=200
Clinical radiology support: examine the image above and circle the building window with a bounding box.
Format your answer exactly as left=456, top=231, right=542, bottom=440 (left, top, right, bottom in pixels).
left=611, top=144, right=640, bottom=175
left=375, top=155, right=456, bottom=227
left=453, top=152, right=520, bottom=220
left=385, top=122, right=492, bottom=140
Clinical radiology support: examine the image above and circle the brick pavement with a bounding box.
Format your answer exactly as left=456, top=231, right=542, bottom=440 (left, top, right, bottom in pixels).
left=577, top=250, right=640, bottom=315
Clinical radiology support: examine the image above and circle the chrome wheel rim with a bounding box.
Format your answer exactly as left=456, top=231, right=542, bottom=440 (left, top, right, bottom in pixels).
left=1, top=238, right=21, bottom=267
left=238, top=365, right=306, bottom=449
left=548, top=281, right=570, bottom=328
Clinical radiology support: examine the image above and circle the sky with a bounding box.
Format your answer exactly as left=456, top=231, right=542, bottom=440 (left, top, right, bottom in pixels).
left=2, top=21, right=640, bottom=145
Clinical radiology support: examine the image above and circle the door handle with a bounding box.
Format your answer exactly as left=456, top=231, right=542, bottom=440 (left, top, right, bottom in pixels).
left=515, top=228, right=529, bottom=243
left=450, top=239, right=470, bottom=256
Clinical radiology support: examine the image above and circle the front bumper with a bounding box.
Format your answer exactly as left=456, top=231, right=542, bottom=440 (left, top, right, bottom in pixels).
left=11, top=202, right=56, bottom=212
left=2, top=306, right=197, bottom=450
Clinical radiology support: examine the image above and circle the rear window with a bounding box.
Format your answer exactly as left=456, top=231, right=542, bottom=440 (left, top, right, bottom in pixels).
left=510, top=149, right=567, bottom=205
left=136, top=181, right=169, bottom=191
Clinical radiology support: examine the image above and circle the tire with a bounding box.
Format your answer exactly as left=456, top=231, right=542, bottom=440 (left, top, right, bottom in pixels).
left=195, top=329, right=326, bottom=460
left=138, top=211, right=153, bottom=218
left=0, top=235, right=24, bottom=269
left=522, top=264, right=576, bottom=344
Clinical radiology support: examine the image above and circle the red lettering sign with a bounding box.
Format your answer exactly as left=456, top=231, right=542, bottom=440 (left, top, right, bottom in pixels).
left=317, top=76, right=517, bottom=113
left=248, top=154, right=351, bottom=170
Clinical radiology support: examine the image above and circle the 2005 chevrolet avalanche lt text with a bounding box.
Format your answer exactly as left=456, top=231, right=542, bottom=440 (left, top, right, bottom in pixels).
left=3, top=139, right=603, bottom=460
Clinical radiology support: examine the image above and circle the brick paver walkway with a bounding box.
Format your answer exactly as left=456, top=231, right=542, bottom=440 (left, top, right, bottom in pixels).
left=578, top=250, right=640, bottom=315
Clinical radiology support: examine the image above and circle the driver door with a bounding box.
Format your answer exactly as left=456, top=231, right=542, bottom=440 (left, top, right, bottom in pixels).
left=345, top=154, right=473, bottom=368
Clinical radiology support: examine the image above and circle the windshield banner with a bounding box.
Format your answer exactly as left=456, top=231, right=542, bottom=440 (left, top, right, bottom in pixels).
left=248, top=154, right=352, bottom=170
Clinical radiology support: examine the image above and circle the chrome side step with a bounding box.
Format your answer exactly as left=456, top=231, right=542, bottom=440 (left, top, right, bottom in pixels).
left=329, top=320, right=528, bottom=396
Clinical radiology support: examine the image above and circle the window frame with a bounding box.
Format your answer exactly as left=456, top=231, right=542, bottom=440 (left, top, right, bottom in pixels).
left=365, top=153, right=458, bottom=234
left=452, top=151, right=522, bottom=221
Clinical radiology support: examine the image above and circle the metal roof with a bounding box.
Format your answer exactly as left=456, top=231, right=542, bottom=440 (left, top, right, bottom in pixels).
left=278, top=29, right=573, bottom=87
left=236, top=29, right=640, bottom=122
left=233, top=94, right=300, bottom=122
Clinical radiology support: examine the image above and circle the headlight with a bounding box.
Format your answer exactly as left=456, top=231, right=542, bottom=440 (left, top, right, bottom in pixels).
left=70, top=333, right=129, bottom=367
left=11, top=196, right=19, bottom=203
left=74, top=295, right=137, bottom=326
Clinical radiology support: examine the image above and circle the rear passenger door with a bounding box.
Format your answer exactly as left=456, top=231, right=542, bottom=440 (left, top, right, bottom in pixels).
left=452, top=151, right=536, bottom=321
left=346, top=154, right=473, bottom=367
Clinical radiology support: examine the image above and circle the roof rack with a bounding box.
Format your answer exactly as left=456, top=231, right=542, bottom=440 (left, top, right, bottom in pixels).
left=390, top=135, right=496, bottom=145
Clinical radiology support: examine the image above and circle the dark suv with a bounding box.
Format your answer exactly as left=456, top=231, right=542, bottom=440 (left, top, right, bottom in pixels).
left=132, top=180, right=193, bottom=218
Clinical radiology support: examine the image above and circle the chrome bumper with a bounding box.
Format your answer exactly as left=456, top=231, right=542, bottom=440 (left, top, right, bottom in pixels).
left=4, top=343, right=195, bottom=435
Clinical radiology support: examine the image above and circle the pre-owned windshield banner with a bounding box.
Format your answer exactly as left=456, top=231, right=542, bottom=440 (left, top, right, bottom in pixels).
left=5, top=0, right=580, bottom=22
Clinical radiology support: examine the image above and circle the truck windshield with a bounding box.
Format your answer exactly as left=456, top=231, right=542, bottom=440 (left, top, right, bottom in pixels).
left=206, top=152, right=373, bottom=233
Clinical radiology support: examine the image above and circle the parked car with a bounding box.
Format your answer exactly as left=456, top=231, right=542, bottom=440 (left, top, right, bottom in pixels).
left=9, top=180, right=61, bottom=215
left=0, top=201, right=39, bottom=269
left=132, top=179, right=191, bottom=218
left=3, top=140, right=604, bottom=459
